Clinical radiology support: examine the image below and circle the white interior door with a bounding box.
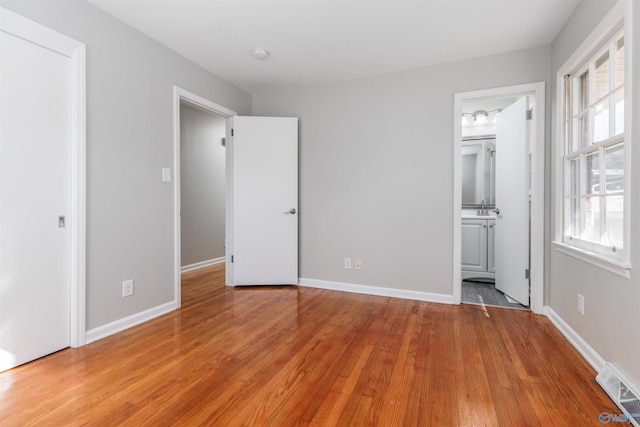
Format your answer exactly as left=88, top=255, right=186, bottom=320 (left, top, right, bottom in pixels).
left=0, top=27, right=72, bottom=371
left=228, top=116, right=298, bottom=285
left=494, top=96, right=529, bottom=306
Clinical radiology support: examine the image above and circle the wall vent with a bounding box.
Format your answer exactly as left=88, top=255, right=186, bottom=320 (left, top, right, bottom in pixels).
left=596, top=363, right=640, bottom=426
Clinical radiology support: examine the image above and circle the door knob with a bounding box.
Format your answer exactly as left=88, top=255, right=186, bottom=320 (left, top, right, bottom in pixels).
left=284, top=208, right=297, bottom=214
left=492, top=208, right=500, bottom=215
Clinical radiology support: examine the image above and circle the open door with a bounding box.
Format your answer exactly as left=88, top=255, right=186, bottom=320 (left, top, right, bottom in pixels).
left=227, top=116, right=298, bottom=286
left=494, top=97, right=530, bottom=305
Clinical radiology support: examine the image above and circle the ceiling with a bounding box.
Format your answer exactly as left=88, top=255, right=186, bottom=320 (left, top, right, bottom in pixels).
left=87, top=0, right=581, bottom=94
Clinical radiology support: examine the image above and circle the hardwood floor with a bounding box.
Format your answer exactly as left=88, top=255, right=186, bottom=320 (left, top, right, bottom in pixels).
left=0, top=263, right=618, bottom=426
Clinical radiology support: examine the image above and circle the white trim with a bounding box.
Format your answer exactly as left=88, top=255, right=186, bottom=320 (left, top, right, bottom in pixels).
left=1, top=8, right=87, bottom=347
left=181, top=257, right=225, bottom=273
left=70, top=32, right=87, bottom=349
left=557, top=1, right=625, bottom=78
left=0, top=7, right=78, bottom=57
left=173, top=87, right=237, bottom=307
left=85, top=301, right=176, bottom=344
left=545, top=307, right=606, bottom=372
left=553, top=0, right=632, bottom=272
left=298, top=278, right=455, bottom=305
left=553, top=241, right=631, bottom=278
left=453, top=82, right=546, bottom=314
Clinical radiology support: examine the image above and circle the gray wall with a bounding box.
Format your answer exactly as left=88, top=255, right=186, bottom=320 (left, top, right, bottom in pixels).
left=253, top=46, right=551, bottom=295
left=2, top=0, right=251, bottom=330
left=180, top=105, right=226, bottom=266
left=549, top=1, right=640, bottom=387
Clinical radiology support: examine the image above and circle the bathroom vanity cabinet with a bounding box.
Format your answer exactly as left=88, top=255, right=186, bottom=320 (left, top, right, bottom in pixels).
left=461, top=218, right=495, bottom=280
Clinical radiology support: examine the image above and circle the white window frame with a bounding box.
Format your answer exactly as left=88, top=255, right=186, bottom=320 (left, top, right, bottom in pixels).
left=554, top=0, right=632, bottom=278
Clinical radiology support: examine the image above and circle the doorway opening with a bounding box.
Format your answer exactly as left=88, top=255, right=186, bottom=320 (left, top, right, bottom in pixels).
left=179, top=103, right=226, bottom=272
left=173, top=87, right=237, bottom=307
left=453, top=82, right=545, bottom=314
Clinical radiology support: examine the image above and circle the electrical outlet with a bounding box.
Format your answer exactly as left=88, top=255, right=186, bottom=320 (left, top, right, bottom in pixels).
left=355, top=259, right=362, bottom=271
left=577, top=293, right=584, bottom=315
left=344, top=258, right=352, bottom=269
left=123, top=279, right=134, bottom=297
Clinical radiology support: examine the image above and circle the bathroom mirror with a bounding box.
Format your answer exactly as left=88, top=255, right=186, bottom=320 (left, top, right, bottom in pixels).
left=461, top=136, right=495, bottom=207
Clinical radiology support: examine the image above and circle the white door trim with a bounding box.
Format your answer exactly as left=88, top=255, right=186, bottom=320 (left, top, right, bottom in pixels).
left=172, top=87, right=237, bottom=306
left=453, top=82, right=545, bottom=314
left=1, top=8, right=87, bottom=347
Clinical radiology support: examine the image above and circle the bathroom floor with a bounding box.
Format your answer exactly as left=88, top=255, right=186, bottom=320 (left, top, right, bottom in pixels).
left=462, top=280, right=529, bottom=310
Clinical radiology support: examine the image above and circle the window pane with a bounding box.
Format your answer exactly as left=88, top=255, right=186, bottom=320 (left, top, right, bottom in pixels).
left=594, top=51, right=610, bottom=100
left=569, top=197, right=580, bottom=237
left=578, top=71, right=589, bottom=111
left=586, top=152, right=600, bottom=195
left=576, top=113, right=589, bottom=149
left=593, top=98, right=609, bottom=142
left=605, top=144, right=624, bottom=194
left=565, top=197, right=580, bottom=237
left=569, top=158, right=580, bottom=196
left=563, top=30, right=626, bottom=257
left=605, top=195, right=624, bottom=249
left=615, top=87, right=624, bottom=135
left=583, top=196, right=601, bottom=243
left=615, top=37, right=624, bottom=88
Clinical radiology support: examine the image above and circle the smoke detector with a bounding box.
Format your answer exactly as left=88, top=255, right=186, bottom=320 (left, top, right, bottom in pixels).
left=252, top=48, right=269, bottom=60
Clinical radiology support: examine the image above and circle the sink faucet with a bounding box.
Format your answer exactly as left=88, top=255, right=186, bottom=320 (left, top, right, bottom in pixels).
left=480, top=199, right=486, bottom=216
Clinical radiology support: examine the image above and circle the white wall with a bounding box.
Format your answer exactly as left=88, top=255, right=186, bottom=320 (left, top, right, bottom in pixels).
left=180, top=104, right=226, bottom=267
left=549, top=0, right=640, bottom=386
left=2, top=0, right=251, bottom=330
left=253, top=47, right=550, bottom=296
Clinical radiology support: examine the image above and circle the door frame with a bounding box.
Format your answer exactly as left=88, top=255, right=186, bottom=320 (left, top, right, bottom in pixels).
left=1, top=8, right=86, bottom=346
left=172, top=87, right=236, bottom=306
left=453, top=82, right=545, bottom=314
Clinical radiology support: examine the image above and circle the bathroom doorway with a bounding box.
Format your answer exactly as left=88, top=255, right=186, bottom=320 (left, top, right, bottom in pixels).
left=453, top=82, right=545, bottom=314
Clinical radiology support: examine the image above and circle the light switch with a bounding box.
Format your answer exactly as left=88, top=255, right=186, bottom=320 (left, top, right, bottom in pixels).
left=162, top=168, right=171, bottom=182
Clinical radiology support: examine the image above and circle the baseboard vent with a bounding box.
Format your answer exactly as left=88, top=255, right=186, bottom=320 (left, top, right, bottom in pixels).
left=596, top=363, right=640, bottom=426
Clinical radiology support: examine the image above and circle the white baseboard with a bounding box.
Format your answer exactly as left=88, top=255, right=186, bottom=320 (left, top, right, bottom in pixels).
left=85, top=301, right=177, bottom=344
left=545, top=306, right=606, bottom=372
left=298, top=278, right=455, bottom=305
left=181, top=257, right=225, bottom=273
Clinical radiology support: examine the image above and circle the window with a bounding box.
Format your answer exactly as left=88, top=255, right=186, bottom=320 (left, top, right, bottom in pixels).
left=561, top=25, right=627, bottom=263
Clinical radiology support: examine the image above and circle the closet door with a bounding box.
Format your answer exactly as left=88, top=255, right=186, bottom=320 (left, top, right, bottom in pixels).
left=0, top=10, right=75, bottom=371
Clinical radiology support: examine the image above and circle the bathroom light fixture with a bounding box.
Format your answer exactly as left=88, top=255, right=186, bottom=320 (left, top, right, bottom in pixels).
left=473, top=110, right=489, bottom=124
left=461, top=108, right=502, bottom=127
left=252, top=47, right=269, bottom=60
